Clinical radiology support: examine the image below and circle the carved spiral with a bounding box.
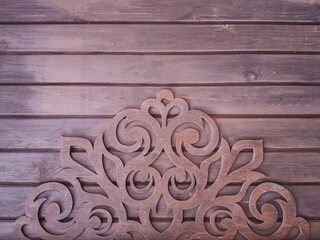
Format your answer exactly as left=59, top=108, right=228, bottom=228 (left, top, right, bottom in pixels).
left=107, top=109, right=161, bottom=158
left=88, top=205, right=116, bottom=236
left=15, top=182, right=82, bottom=239
left=244, top=182, right=310, bottom=239
left=165, top=111, right=220, bottom=170
left=204, top=206, right=237, bottom=238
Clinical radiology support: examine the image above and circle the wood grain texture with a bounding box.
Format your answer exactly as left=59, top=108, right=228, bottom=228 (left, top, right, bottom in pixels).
left=0, top=221, right=16, bottom=240
left=1, top=151, right=320, bottom=184
left=1, top=24, right=320, bottom=53
left=1, top=185, right=320, bottom=219
left=0, top=0, right=319, bottom=238
left=1, top=118, right=319, bottom=149
left=2, top=220, right=320, bottom=240
left=0, top=0, right=319, bottom=23
left=1, top=54, right=320, bottom=84
left=0, top=86, right=320, bottom=115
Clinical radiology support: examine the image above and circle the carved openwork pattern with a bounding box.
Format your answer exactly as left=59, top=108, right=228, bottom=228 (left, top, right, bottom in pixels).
left=15, top=89, right=309, bottom=239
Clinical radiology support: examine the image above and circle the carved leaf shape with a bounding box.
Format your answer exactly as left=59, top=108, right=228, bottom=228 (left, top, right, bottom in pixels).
left=150, top=195, right=173, bottom=233
left=77, top=179, right=109, bottom=199
left=93, top=134, right=124, bottom=187
left=228, top=140, right=264, bottom=174
left=61, top=135, right=122, bottom=197
left=216, top=139, right=266, bottom=202
left=60, top=136, right=96, bottom=177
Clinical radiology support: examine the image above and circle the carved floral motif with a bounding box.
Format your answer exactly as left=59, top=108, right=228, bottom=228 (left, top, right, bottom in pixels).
left=15, top=89, right=309, bottom=239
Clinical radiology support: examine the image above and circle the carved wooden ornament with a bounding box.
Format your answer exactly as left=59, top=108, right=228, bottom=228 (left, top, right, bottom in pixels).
left=15, top=89, right=309, bottom=239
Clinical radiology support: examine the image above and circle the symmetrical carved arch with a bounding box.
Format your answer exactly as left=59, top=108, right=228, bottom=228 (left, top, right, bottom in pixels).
left=15, top=89, right=309, bottom=239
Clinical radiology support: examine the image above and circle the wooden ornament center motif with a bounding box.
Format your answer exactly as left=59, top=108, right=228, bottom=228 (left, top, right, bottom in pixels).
left=15, top=89, right=309, bottom=239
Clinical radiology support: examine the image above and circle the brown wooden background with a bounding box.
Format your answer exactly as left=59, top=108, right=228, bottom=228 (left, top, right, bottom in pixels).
left=0, top=0, right=320, bottom=239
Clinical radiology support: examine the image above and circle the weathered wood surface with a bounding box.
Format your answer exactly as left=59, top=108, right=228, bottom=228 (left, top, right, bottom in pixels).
left=1, top=221, right=320, bottom=240
left=1, top=24, right=320, bottom=53
left=1, top=86, right=320, bottom=116
left=0, top=0, right=319, bottom=23
left=1, top=118, right=319, bottom=149
left=1, top=0, right=319, bottom=238
left=1, top=185, right=319, bottom=219
left=1, top=220, right=320, bottom=240
left=1, top=151, right=320, bottom=184
left=1, top=54, right=320, bottom=84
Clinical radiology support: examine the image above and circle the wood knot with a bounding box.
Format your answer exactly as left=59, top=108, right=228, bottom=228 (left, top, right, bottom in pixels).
left=242, top=70, right=258, bottom=81
left=0, top=39, right=9, bottom=50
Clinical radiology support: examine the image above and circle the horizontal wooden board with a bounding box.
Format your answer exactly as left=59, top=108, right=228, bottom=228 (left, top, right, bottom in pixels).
left=0, top=221, right=15, bottom=240
left=1, top=220, right=320, bottom=240
left=1, top=185, right=320, bottom=219
left=1, top=54, right=320, bottom=84
left=1, top=118, right=319, bottom=149
left=1, top=1, right=319, bottom=238
left=1, top=151, right=320, bottom=184
left=1, top=24, right=320, bottom=53
left=1, top=220, right=319, bottom=240
left=0, top=0, right=320, bottom=23
left=1, top=86, right=320, bottom=115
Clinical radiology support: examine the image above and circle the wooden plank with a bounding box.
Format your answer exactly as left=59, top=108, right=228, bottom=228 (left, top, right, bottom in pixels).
left=1, top=220, right=320, bottom=239
left=1, top=151, right=320, bottom=184
left=0, top=152, right=62, bottom=184
left=1, top=86, right=320, bottom=115
left=1, top=220, right=320, bottom=240
left=0, top=221, right=16, bottom=240
left=1, top=185, right=319, bottom=219
left=1, top=54, right=320, bottom=84
left=0, top=0, right=319, bottom=23
left=0, top=118, right=319, bottom=149
left=1, top=24, right=320, bottom=53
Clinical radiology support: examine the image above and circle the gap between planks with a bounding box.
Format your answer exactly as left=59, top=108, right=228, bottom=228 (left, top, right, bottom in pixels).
left=1, top=83, right=320, bottom=87
left=3, top=50, right=320, bottom=55
left=1, top=21, right=320, bottom=25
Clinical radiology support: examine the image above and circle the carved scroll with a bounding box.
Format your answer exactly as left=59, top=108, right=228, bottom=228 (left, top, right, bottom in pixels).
left=15, top=89, right=309, bottom=239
